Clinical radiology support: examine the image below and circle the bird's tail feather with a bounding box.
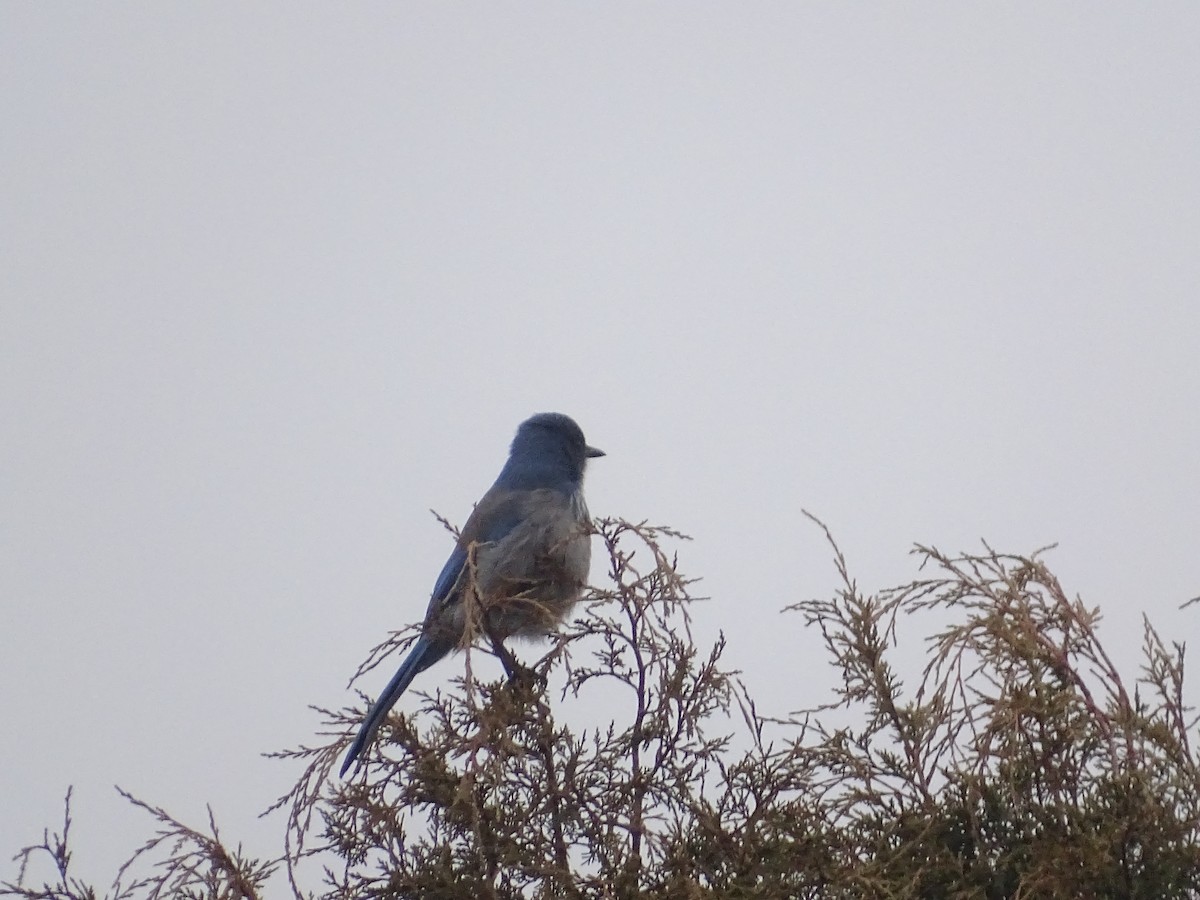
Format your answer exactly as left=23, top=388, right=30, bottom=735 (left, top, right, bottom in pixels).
left=339, top=635, right=442, bottom=777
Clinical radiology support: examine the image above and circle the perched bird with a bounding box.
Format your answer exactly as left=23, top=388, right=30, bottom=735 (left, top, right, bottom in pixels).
left=340, top=412, right=604, bottom=776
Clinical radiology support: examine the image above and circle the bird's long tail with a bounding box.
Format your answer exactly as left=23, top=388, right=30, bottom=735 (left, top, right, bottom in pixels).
left=339, top=635, right=444, bottom=776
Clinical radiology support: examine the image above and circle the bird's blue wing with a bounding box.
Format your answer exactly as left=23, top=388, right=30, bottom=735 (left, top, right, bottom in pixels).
left=429, top=488, right=531, bottom=604
left=429, top=545, right=469, bottom=607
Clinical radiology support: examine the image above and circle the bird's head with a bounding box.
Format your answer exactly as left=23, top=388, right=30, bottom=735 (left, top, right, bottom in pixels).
left=502, top=413, right=604, bottom=488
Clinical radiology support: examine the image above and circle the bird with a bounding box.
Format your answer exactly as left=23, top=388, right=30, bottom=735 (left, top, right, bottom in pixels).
left=339, top=412, right=604, bottom=776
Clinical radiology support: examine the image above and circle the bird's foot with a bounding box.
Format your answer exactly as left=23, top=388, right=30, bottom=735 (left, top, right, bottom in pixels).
left=488, top=635, right=546, bottom=691
left=490, top=637, right=518, bottom=675
left=505, top=661, right=546, bottom=691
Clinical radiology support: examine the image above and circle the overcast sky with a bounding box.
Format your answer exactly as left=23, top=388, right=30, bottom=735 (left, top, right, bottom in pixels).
left=3, top=4, right=1198, bottom=888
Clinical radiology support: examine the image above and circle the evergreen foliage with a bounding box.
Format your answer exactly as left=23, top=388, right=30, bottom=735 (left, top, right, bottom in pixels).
left=6, top=518, right=1199, bottom=899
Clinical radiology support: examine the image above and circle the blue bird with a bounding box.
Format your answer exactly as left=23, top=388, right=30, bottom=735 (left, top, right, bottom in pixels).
left=340, top=412, right=604, bottom=776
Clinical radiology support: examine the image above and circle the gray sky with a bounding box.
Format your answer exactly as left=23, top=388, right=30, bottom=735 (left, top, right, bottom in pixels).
left=3, top=4, right=1198, bottom=886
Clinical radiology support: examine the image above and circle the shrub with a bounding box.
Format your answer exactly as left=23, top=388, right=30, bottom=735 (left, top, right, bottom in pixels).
left=6, top=517, right=1199, bottom=899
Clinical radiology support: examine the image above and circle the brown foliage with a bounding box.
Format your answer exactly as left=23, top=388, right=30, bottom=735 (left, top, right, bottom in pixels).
left=6, top=517, right=1199, bottom=898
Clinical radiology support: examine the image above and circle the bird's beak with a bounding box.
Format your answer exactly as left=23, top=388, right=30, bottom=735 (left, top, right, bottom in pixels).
left=586, top=446, right=606, bottom=458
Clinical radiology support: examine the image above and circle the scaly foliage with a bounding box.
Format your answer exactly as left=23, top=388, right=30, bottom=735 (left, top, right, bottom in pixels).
left=6, top=517, right=1199, bottom=899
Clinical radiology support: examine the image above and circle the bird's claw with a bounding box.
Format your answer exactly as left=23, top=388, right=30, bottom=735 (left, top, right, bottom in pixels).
left=506, top=662, right=546, bottom=691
